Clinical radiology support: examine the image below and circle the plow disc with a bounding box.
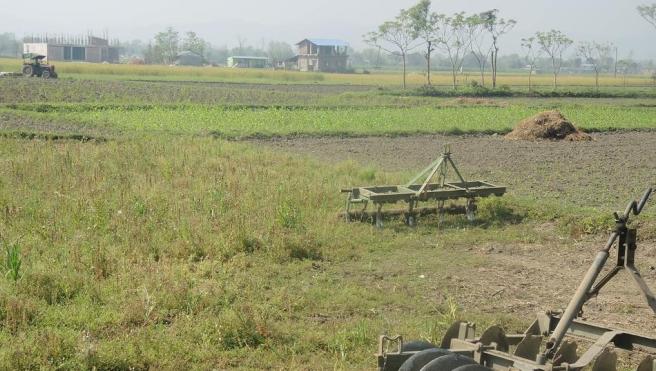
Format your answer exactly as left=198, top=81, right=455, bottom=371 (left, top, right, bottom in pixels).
left=377, top=188, right=656, bottom=371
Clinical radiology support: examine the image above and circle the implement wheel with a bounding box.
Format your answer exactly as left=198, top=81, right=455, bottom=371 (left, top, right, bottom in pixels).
left=421, top=353, right=477, bottom=371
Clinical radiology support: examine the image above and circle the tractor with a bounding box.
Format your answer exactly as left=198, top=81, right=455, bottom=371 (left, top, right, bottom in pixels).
left=22, top=53, right=58, bottom=79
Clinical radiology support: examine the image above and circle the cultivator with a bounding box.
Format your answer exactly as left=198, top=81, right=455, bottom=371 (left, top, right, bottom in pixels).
left=377, top=188, right=656, bottom=371
left=341, top=145, right=506, bottom=227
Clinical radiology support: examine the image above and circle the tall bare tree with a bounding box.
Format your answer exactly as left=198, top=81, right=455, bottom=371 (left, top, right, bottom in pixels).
left=638, top=4, right=656, bottom=29
left=407, top=0, right=440, bottom=85
left=435, top=12, right=479, bottom=89
left=479, top=10, right=516, bottom=88
left=521, top=37, right=541, bottom=92
left=469, top=15, right=491, bottom=87
left=577, top=41, right=612, bottom=90
left=536, top=30, right=573, bottom=89
left=364, top=9, right=420, bottom=89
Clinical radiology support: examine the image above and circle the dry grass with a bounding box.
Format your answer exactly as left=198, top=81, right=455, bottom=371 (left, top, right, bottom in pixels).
left=1, top=57, right=654, bottom=88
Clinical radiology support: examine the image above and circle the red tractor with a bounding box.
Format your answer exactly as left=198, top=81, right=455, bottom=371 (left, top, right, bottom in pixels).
left=22, top=53, right=58, bottom=79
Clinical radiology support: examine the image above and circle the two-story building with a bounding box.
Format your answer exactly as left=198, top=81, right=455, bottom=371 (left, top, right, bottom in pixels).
left=294, top=39, right=349, bottom=73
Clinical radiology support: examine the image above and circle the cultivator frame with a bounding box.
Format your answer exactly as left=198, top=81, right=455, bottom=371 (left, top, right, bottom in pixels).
left=377, top=188, right=656, bottom=371
left=341, top=145, right=506, bottom=227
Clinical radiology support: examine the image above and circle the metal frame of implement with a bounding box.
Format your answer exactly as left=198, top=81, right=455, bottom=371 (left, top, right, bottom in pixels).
left=341, top=145, right=506, bottom=227
left=377, top=188, right=656, bottom=371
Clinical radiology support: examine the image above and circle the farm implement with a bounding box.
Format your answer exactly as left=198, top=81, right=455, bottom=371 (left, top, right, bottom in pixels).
left=376, top=188, right=656, bottom=371
left=341, top=145, right=506, bottom=227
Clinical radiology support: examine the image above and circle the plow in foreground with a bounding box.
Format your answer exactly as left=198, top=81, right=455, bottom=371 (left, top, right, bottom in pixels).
left=377, top=188, right=656, bottom=371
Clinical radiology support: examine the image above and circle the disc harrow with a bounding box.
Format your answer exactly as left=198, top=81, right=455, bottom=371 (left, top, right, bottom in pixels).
left=377, top=188, right=656, bottom=371
left=341, top=145, right=506, bottom=228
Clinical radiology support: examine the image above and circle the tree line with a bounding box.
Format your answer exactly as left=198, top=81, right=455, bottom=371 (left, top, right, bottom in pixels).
left=365, top=0, right=656, bottom=89
left=119, top=27, right=295, bottom=67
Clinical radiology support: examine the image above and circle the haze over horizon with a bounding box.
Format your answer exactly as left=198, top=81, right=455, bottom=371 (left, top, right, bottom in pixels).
left=4, top=0, right=656, bottom=59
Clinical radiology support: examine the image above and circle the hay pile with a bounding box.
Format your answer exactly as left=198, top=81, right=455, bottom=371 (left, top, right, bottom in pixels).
left=505, top=110, right=592, bottom=141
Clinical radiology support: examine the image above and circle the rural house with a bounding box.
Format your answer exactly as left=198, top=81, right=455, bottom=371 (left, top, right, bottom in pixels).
left=176, top=51, right=204, bottom=66
left=23, top=35, right=120, bottom=63
left=294, top=39, right=349, bottom=72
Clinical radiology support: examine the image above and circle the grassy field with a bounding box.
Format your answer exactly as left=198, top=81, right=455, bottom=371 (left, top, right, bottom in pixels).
left=0, top=75, right=655, bottom=369
left=2, top=57, right=655, bottom=89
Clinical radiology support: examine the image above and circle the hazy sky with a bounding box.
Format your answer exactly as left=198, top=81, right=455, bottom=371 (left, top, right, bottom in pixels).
left=5, top=0, right=656, bottom=58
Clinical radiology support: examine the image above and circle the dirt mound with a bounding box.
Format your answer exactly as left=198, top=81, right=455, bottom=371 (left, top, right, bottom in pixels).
left=505, top=110, right=592, bottom=141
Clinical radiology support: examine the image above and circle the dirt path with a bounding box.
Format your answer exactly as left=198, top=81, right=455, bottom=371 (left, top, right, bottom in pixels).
left=250, top=132, right=656, bottom=209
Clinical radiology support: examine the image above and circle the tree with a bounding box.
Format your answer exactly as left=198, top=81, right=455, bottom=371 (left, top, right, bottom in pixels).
left=434, top=12, right=479, bottom=89
left=364, top=9, right=420, bottom=89
left=469, top=14, right=491, bottom=87
left=407, top=0, right=439, bottom=85
left=236, top=36, right=248, bottom=55
left=121, top=39, right=147, bottom=58
left=577, top=41, right=612, bottom=90
left=638, top=4, right=656, bottom=29
left=479, top=10, right=516, bottom=88
left=617, top=59, right=638, bottom=87
left=521, top=37, right=541, bottom=92
left=536, top=30, right=573, bottom=89
left=182, top=31, right=207, bottom=61
left=0, top=33, right=20, bottom=57
left=267, top=41, right=294, bottom=67
left=153, top=27, right=180, bottom=64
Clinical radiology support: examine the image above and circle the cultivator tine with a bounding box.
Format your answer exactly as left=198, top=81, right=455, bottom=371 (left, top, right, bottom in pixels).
left=553, top=339, right=579, bottom=365
left=480, top=326, right=509, bottom=352
left=514, top=335, right=542, bottom=360
left=638, top=355, right=656, bottom=371
left=591, top=348, right=617, bottom=371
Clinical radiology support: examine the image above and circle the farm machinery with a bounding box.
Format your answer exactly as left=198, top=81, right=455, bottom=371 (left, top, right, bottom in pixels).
left=21, top=53, right=58, bottom=79
left=341, top=145, right=506, bottom=227
left=376, top=188, right=656, bottom=371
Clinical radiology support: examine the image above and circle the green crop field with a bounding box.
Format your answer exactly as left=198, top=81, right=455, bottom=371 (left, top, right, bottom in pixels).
left=0, top=74, right=655, bottom=369
left=3, top=103, right=656, bottom=139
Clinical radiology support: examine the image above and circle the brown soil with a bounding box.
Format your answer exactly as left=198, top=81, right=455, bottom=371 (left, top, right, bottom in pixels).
left=505, top=110, right=592, bottom=141
left=249, top=131, right=656, bottom=209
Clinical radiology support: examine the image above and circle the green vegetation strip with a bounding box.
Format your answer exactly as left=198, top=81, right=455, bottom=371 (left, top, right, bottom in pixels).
left=3, top=104, right=656, bottom=138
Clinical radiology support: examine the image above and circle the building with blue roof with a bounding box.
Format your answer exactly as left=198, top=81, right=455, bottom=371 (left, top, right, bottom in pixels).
left=293, top=38, right=349, bottom=72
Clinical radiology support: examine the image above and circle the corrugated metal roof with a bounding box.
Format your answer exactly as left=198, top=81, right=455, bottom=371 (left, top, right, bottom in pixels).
left=229, top=56, right=270, bottom=60
left=299, top=39, right=349, bottom=47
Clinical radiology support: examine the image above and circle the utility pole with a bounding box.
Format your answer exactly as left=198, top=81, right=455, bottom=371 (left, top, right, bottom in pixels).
left=614, top=46, right=618, bottom=78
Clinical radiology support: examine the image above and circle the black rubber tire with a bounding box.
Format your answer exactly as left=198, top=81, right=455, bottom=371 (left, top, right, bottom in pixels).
left=22, top=65, right=33, bottom=77
left=42, top=70, right=51, bottom=79
left=399, top=348, right=452, bottom=371
left=420, top=353, right=477, bottom=371
left=452, top=365, right=491, bottom=371
left=402, top=340, right=438, bottom=352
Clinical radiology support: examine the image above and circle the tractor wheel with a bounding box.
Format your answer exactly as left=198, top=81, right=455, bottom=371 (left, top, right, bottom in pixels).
left=420, top=353, right=477, bottom=371
left=399, top=348, right=452, bottom=371
left=42, top=70, right=51, bottom=79
left=22, top=65, right=34, bottom=77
